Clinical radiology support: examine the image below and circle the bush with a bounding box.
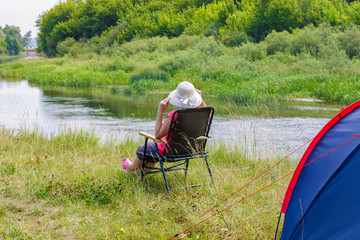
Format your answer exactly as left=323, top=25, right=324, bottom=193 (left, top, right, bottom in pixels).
left=68, top=41, right=88, bottom=57
left=159, top=34, right=201, bottom=52
left=117, top=36, right=168, bottom=57
left=56, top=38, right=76, bottom=57
left=190, top=36, right=224, bottom=56
left=263, top=30, right=293, bottom=55
left=289, top=27, right=322, bottom=56
left=236, top=42, right=267, bottom=61
left=318, top=40, right=349, bottom=67
left=337, top=26, right=360, bottom=59
left=221, top=30, right=251, bottom=47
left=158, top=49, right=206, bottom=73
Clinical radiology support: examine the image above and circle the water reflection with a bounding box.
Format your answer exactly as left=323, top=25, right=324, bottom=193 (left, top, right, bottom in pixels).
left=0, top=80, right=345, bottom=158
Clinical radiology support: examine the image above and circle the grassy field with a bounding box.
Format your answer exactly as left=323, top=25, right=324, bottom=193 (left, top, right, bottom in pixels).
left=0, top=128, right=296, bottom=239
left=0, top=55, right=24, bottom=64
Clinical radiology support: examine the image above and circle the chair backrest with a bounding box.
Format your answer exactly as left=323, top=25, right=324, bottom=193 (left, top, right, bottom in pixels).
left=165, top=106, right=214, bottom=158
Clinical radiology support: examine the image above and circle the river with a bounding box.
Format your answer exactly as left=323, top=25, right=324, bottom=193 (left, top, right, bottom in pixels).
left=0, top=80, right=345, bottom=158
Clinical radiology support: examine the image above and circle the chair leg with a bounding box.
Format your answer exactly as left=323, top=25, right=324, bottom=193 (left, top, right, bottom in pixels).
left=184, top=160, right=189, bottom=180
left=141, top=138, right=148, bottom=181
left=204, top=156, right=214, bottom=185
left=159, top=160, right=170, bottom=192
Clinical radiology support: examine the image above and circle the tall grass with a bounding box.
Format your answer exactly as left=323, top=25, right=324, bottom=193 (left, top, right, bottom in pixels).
left=0, top=128, right=295, bottom=239
left=1, top=24, right=360, bottom=103
left=0, top=58, right=128, bottom=87
left=0, top=55, right=24, bottom=64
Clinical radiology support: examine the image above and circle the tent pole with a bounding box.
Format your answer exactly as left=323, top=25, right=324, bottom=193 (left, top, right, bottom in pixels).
left=274, top=212, right=282, bottom=240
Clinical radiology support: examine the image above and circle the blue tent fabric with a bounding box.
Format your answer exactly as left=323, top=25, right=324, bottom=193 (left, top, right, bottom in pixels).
left=280, top=104, right=360, bottom=240
left=288, top=144, right=360, bottom=239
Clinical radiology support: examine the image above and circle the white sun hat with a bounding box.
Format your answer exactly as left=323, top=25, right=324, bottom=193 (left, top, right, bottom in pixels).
left=168, top=81, right=202, bottom=108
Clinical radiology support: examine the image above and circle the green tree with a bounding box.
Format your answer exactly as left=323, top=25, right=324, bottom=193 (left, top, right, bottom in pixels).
left=2, top=25, right=23, bottom=55
left=245, top=0, right=271, bottom=41
left=300, top=0, right=343, bottom=26
left=0, top=29, right=7, bottom=54
left=184, top=0, right=236, bottom=36
left=347, top=1, right=360, bottom=25
left=5, top=35, right=22, bottom=55
left=266, top=0, right=303, bottom=32
left=36, top=0, right=76, bottom=56
left=0, top=36, right=7, bottom=54
left=3, top=25, right=22, bottom=41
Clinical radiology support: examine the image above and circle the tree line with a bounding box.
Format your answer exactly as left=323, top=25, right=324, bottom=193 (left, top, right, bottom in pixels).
left=36, top=0, right=360, bottom=57
left=0, top=25, right=32, bottom=55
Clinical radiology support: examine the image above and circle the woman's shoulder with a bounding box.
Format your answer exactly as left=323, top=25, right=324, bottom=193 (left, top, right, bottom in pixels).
left=166, top=109, right=179, bottom=118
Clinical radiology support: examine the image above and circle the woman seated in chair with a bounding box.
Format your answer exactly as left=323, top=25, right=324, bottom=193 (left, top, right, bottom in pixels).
left=121, top=81, right=205, bottom=173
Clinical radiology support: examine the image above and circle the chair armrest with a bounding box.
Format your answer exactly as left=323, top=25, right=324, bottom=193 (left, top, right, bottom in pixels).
left=196, top=135, right=211, bottom=140
left=139, top=132, right=168, bottom=144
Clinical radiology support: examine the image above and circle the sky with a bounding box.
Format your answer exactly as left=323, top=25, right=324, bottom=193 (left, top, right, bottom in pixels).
left=0, top=0, right=60, bottom=37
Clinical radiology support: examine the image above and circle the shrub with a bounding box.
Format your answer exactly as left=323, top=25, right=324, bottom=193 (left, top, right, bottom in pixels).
left=236, top=42, right=267, bottom=61
left=289, top=26, right=322, bottom=56
left=318, top=39, right=349, bottom=67
left=117, top=36, right=168, bottom=57
left=190, top=36, right=224, bottom=56
left=56, top=38, right=76, bottom=57
left=337, top=26, right=360, bottom=59
left=158, top=49, right=206, bottom=73
left=159, top=34, right=201, bottom=52
left=263, top=30, right=293, bottom=55
left=67, top=40, right=88, bottom=57
left=221, top=30, right=251, bottom=47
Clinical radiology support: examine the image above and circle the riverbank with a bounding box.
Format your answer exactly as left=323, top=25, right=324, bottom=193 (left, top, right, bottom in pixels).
left=1, top=34, right=360, bottom=104
left=0, top=128, right=295, bottom=239
left=0, top=55, right=24, bottom=64
left=1, top=54, right=359, bottom=104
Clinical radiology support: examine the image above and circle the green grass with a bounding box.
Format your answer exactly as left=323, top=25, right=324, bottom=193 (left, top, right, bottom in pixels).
left=0, top=58, right=128, bottom=87
left=0, top=55, right=24, bottom=64
left=1, top=53, right=359, bottom=104
left=0, top=128, right=295, bottom=239
left=1, top=35, right=359, bottom=103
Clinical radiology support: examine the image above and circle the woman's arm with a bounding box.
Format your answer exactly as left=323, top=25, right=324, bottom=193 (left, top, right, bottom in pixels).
left=155, top=97, right=172, bottom=139
left=195, top=89, right=206, bottom=107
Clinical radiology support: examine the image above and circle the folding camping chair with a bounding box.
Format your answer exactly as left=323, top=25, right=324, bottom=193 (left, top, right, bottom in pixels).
left=138, top=106, right=215, bottom=192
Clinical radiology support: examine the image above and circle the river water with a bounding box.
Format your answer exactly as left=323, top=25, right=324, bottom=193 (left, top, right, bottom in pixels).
left=0, top=80, right=345, bottom=158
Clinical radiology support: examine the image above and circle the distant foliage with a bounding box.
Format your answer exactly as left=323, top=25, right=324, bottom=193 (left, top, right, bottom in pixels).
left=56, top=37, right=76, bottom=56
left=0, top=25, right=24, bottom=55
left=21, top=31, right=32, bottom=49
left=36, top=0, right=360, bottom=56
left=263, top=30, right=293, bottom=55
left=221, top=30, right=252, bottom=47
left=236, top=42, right=267, bottom=61
left=338, top=26, right=360, bottom=59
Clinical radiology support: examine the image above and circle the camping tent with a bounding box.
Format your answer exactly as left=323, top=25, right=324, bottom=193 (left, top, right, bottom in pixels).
left=279, top=100, right=360, bottom=240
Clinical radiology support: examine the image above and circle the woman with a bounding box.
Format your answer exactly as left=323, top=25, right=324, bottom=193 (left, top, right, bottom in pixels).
left=122, top=81, right=205, bottom=173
